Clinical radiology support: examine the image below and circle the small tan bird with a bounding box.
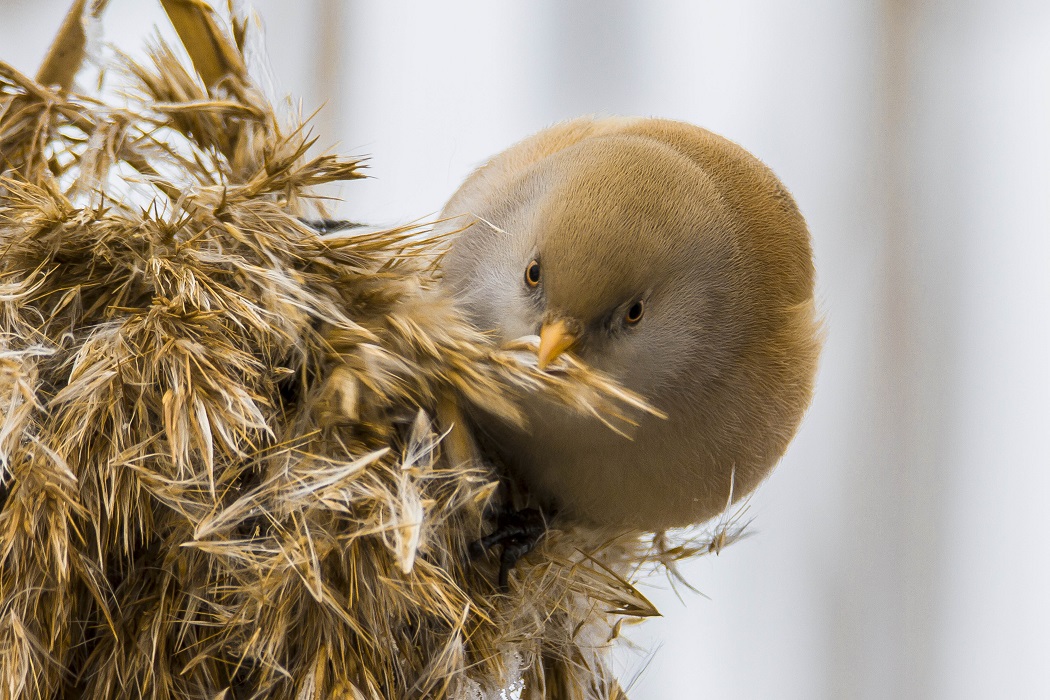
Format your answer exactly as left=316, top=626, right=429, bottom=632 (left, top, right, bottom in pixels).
left=438, top=117, right=821, bottom=533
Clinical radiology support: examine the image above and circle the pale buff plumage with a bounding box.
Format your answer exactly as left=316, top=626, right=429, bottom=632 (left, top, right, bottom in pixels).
left=438, top=117, right=821, bottom=532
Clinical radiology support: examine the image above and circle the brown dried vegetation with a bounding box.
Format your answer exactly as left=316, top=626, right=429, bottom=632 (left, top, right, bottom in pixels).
left=0, top=3, right=743, bottom=698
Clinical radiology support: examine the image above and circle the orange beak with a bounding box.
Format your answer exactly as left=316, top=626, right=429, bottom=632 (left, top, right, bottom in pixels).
left=536, top=319, right=578, bottom=370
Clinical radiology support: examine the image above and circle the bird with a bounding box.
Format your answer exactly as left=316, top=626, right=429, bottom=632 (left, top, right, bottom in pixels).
left=436, top=116, right=821, bottom=536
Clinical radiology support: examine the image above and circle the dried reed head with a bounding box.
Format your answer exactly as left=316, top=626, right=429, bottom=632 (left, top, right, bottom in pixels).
left=0, top=3, right=744, bottom=698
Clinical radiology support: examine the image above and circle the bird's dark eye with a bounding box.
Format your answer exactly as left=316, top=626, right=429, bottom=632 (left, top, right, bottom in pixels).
left=525, top=260, right=541, bottom=287
left=625, top=300, right=645, bottom=324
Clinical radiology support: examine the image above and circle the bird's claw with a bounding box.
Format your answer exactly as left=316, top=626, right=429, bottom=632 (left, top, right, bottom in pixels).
left=469, top=507, right=547, bottom=589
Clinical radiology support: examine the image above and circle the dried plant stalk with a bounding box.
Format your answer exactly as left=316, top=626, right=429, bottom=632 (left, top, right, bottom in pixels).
left=160, top=0, right=249, bottom=89
left=35, top=0, right=110, bottom=91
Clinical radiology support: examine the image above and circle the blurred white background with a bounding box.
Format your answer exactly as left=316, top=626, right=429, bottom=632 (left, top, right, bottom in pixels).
left=3, top=1, right=1049, bottom=698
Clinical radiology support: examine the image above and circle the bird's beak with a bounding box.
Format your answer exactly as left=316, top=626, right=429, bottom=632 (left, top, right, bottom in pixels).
left=537, top=319, right=578, bottom=370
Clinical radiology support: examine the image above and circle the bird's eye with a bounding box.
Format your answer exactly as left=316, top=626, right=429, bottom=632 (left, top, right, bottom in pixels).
left=525, top=260, right=541, bottom=287
left=625, top=300, right=645, bottom=325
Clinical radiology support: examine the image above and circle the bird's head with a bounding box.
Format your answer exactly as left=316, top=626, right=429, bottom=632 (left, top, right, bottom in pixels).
left=473, top=133, right=740, bottom=400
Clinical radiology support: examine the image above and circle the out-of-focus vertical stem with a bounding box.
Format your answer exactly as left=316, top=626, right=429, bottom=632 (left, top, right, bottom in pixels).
left=314, top=0, right=345, bottom=146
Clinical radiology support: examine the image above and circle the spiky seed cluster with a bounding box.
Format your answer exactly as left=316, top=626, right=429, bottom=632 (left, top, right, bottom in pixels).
left=0, top=8, right=745, bottom=699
